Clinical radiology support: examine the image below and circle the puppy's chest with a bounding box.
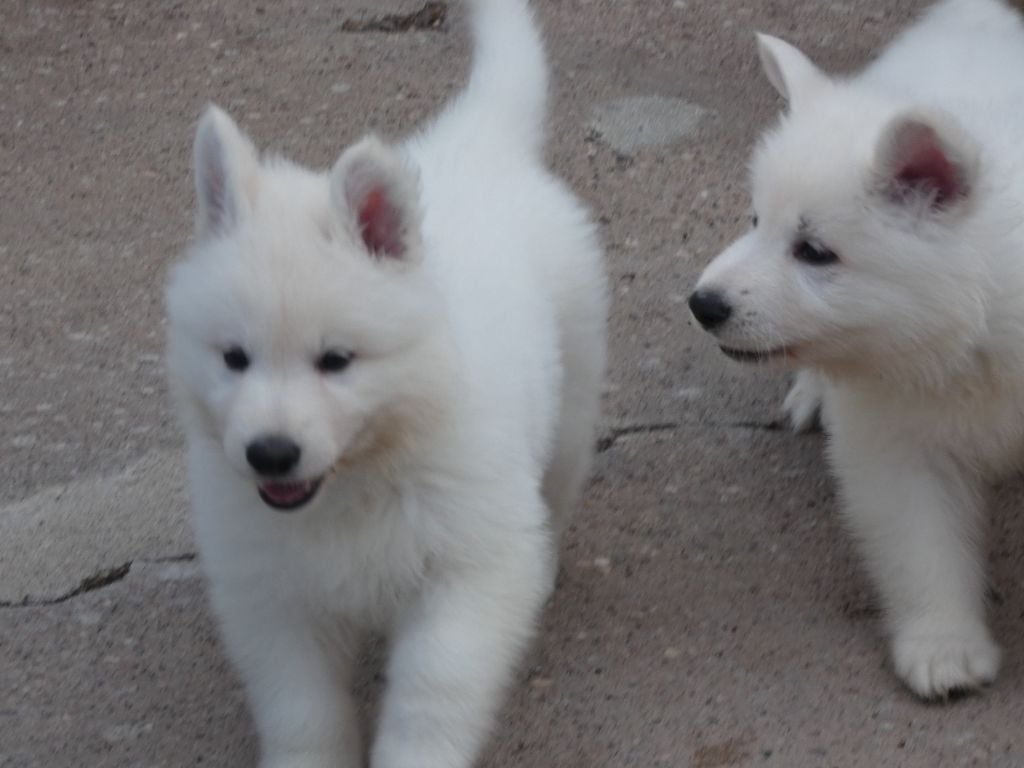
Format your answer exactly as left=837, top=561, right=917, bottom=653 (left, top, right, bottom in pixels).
left=832, top=385, right=1024, bottom=474
left=288, top=488, right=439, bottom=628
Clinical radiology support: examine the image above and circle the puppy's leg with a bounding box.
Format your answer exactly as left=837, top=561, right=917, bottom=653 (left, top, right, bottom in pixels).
left=782, top=368, right=825, bottom=433
left=832, top=436, right=1000, bottom=698
left=210, top=584, right=361, bottom=768
left=542, top=346, right=602, bottom=541
left=371, top=502, right=551, bottom=768
left=541, top=310, right=604, bottom=601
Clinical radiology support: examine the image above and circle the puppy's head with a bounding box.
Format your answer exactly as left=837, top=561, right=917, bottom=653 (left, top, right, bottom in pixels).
left=166, top=107, right=447, bottom=512
left=691, top=35, right=989, bottom=381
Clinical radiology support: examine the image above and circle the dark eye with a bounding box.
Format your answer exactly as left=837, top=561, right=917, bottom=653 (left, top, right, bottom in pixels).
left=793, top=239, right=839, bottom=266
left=752, top=214, right=759, bottom=228
left=223, top=346, right=250, bottom=372
left=316, top=350, right=353, bottom=374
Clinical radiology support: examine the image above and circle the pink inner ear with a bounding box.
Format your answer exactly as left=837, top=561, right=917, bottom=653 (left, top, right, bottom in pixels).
left=357, top=187, right=405, bottom=257
left=894, top=135, right=960, bottom=206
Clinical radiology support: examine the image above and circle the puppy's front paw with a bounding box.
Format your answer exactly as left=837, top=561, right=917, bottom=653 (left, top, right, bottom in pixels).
left=892, top=623, right=1000, bottom=699
left=782, top=369, right=824, bottom=433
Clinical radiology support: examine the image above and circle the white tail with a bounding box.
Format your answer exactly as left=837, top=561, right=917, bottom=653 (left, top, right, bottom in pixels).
left=461, top=0, right=549, bottom=156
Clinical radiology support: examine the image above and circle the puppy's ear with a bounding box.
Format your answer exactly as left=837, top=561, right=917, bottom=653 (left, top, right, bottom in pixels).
left=193, top=105, right=260, bottom=237
left=330, top=136, right=422, bottom=261
left=756, top=34, right=828, bottom=108
left=875, top=111, right=979, bottom=213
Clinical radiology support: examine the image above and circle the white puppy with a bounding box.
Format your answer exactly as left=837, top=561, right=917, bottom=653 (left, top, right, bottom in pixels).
left=690, top=0, right=1024, bottom=698
left=164, top=0, right=606, bottom=764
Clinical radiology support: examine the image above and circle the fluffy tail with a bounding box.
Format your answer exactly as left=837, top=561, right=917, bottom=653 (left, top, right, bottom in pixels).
left=461, top=0, right=549, bottom=156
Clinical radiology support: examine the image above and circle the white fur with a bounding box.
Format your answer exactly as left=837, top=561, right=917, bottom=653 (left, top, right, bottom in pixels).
left=164, top=1, right=607, bottom=765
left=693, top=0, right=1024, bottom=698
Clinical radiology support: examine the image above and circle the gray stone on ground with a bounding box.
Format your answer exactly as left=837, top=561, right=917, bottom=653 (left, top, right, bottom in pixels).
left=588, top=95, right=711, bottom=153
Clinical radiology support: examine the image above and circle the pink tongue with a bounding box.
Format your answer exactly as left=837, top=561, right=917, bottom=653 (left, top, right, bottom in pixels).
left=260, top=481, right=309, bottom=504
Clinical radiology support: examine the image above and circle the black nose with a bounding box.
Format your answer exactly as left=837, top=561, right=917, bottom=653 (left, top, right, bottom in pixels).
left=246, top=435, right=301, bottom=476
left=689, top=289, right=732, bottom=330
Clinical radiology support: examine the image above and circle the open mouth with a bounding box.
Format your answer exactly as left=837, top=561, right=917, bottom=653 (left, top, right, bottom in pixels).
left=257, top=477, right=323, bottom=511
left=719, top=345, right=792, bottom=363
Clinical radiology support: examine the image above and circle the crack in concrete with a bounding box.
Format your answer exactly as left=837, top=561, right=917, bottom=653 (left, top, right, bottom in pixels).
left=0, top=448, right=191, bottom=607
left=0, top=553, right=196, bottom=608
left=596, top=422, right=680, bottom=453
left=728, top=419, right=788, bottom=432
left=1, top=420, right=796, bottom=607
left=340, top=1, right=447, bottom=33
left=596, top=417, right=805, bottom=452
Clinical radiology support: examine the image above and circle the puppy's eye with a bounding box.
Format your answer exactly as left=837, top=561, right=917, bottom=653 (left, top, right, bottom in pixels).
left=316, top=350, right=353, bottom=374
left=752, top=214, right=759, bottom=228
left=223, top=346, right=250, bottom=372
left=793, top=240, right=839, bottom=266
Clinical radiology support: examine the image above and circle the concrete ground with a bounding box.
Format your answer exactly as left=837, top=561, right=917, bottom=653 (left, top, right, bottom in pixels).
left=2, top=0, right=1023, bottom=766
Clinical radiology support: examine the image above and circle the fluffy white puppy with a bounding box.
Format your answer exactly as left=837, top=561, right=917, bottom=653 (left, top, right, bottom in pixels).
left=164, top=1, right=607, bottom=765
left=691, top=0, right=1024, bottom=698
